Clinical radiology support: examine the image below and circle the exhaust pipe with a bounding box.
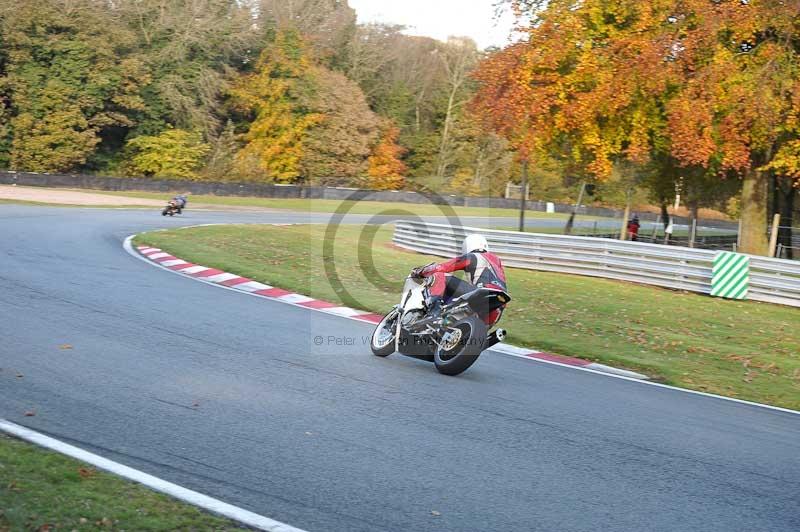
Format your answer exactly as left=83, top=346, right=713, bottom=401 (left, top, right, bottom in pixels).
left=485, top=328, right=507, bottom=349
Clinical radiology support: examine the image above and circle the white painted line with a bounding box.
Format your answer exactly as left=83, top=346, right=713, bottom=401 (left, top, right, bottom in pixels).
left=0, top=419, right=306, bottom=532
left=180, top=265, right=211, bottom=274
left=276, top=293, right=316, bottom=304
left=587, top=363, right=648, bottom=380
left=322, top=307, right=366, bottom=318
left=123, top=235, right=800, bottom=416
left=147, top=252, right=172, bottom=260
left=491, top=343, right=539, bottom=356
left=160, top=259, right=189, bottom=268
left=204, top=273, right=242, bottom=284
left=235, top=281, right=273, bottom=293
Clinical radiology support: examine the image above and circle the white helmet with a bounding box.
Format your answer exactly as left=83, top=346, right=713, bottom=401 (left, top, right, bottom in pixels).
left=462, top=234, right=489, bottom=254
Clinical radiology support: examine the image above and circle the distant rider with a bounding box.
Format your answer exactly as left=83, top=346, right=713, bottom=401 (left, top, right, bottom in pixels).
left=172, top=193, right=189, bottom=213
left=412, top=234, right=508, bottom=325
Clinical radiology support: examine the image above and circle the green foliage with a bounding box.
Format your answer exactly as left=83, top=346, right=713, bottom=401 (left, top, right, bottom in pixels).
left=1, top=0, right=147, bottom=173
left=202, top=119, right=239, bottom=180
left=125, top=129, right=210, bottom=179
left=0, top=0, right=515, bottom=195
left=118, top=0, right=260, bottom=139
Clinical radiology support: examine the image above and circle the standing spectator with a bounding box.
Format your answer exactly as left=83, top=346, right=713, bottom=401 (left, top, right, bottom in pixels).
left=627, top=215, right=641, bottom=241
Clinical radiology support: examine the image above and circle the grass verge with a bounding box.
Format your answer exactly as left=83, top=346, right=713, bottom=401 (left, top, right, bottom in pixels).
left=0, top=433, right=246, bottom=531
left=134, top=224, right=800, bottom=410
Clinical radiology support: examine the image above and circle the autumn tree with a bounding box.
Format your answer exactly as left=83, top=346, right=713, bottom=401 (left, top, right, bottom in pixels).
left=298, top=67, right=381, bottom=184
left=230, top=30, right=323, bottom=182
left=661, top=0, right=800, bottom=254
left=367, top=124, right=407, bottom=190
left=480, top=0, right=800, bottom=255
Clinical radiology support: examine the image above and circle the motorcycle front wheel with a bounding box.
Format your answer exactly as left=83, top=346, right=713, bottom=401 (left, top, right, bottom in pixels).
left=434, top=315, right=487, bottom=376
left=370, top=309, right=399, bottom=357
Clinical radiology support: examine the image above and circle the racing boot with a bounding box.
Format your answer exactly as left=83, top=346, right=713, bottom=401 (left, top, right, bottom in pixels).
left=425, top=296, right=444, bottom=321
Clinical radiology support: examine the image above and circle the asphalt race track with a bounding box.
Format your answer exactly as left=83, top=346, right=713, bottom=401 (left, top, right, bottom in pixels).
left=1, top=204, right=798, bottom=532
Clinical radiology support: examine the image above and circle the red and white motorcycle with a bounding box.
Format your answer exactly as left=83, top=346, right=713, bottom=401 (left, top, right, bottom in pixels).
left=370, top=265, right=509, bottom=376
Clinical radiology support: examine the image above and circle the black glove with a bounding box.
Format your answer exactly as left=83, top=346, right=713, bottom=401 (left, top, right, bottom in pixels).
left=410, top=266, right=426, bottom=278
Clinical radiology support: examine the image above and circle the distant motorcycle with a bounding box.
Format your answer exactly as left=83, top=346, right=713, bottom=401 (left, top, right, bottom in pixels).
left=162, top=200, right=182, bottom=216
left=370, top=265, right=510, bottom=376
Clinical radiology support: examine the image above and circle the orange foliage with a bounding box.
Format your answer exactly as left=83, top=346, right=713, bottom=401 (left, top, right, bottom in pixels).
left=473, top=0, right=800, bottom=179
left=367, top=125, right=407, bottom=190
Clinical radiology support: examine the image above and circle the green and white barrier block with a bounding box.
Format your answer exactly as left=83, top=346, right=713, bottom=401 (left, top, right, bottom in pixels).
left=711, top=252, right=750, bottom=300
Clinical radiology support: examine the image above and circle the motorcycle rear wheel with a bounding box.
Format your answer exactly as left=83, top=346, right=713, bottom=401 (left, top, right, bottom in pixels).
left=434, top=315, right=487, bottom=376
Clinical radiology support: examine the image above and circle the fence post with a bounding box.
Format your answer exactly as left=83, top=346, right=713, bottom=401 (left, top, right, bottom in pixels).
left=768, top=213, right=781, bottom=258
left=649, top=215, right=661, bottom=242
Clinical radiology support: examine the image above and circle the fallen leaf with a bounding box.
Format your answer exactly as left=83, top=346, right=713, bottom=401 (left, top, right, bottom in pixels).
left=431, top=510, right=441, bottom=517
left=78, top=468, right=95, bottom=479
left=59, top=344, right=73, bottom=350
left=24, top=411, right=35, bottom=417
left=16, top=373, right=23, bottom=378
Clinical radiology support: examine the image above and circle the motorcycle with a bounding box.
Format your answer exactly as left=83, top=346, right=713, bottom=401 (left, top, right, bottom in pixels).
left=370, top=265, right=510, bottom=376
left=162, top=200, right=182, bottom=216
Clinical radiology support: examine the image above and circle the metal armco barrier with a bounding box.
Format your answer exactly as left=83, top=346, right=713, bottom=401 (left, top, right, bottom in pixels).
left=393, top=221, right=800, bottom=308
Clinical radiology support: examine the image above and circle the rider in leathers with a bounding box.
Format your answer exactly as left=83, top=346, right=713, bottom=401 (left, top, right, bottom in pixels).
left=413, top=234, right=507, bottom=326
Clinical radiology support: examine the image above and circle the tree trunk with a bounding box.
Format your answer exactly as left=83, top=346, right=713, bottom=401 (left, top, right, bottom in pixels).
left=435, top=87, right=457, bottom=182
left=414, top=91, right=424, bottom=133
left=688, top=203, right=699, bottom=248
left=660, top=202, right=670, bottom=231
left=738, top=168, right=769, bottom=255
left=778, top=179, right=795, bottom=259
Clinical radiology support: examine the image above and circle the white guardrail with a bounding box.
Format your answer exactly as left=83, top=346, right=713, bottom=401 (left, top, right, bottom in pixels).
left=393, top=221, right=800, bottom=308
